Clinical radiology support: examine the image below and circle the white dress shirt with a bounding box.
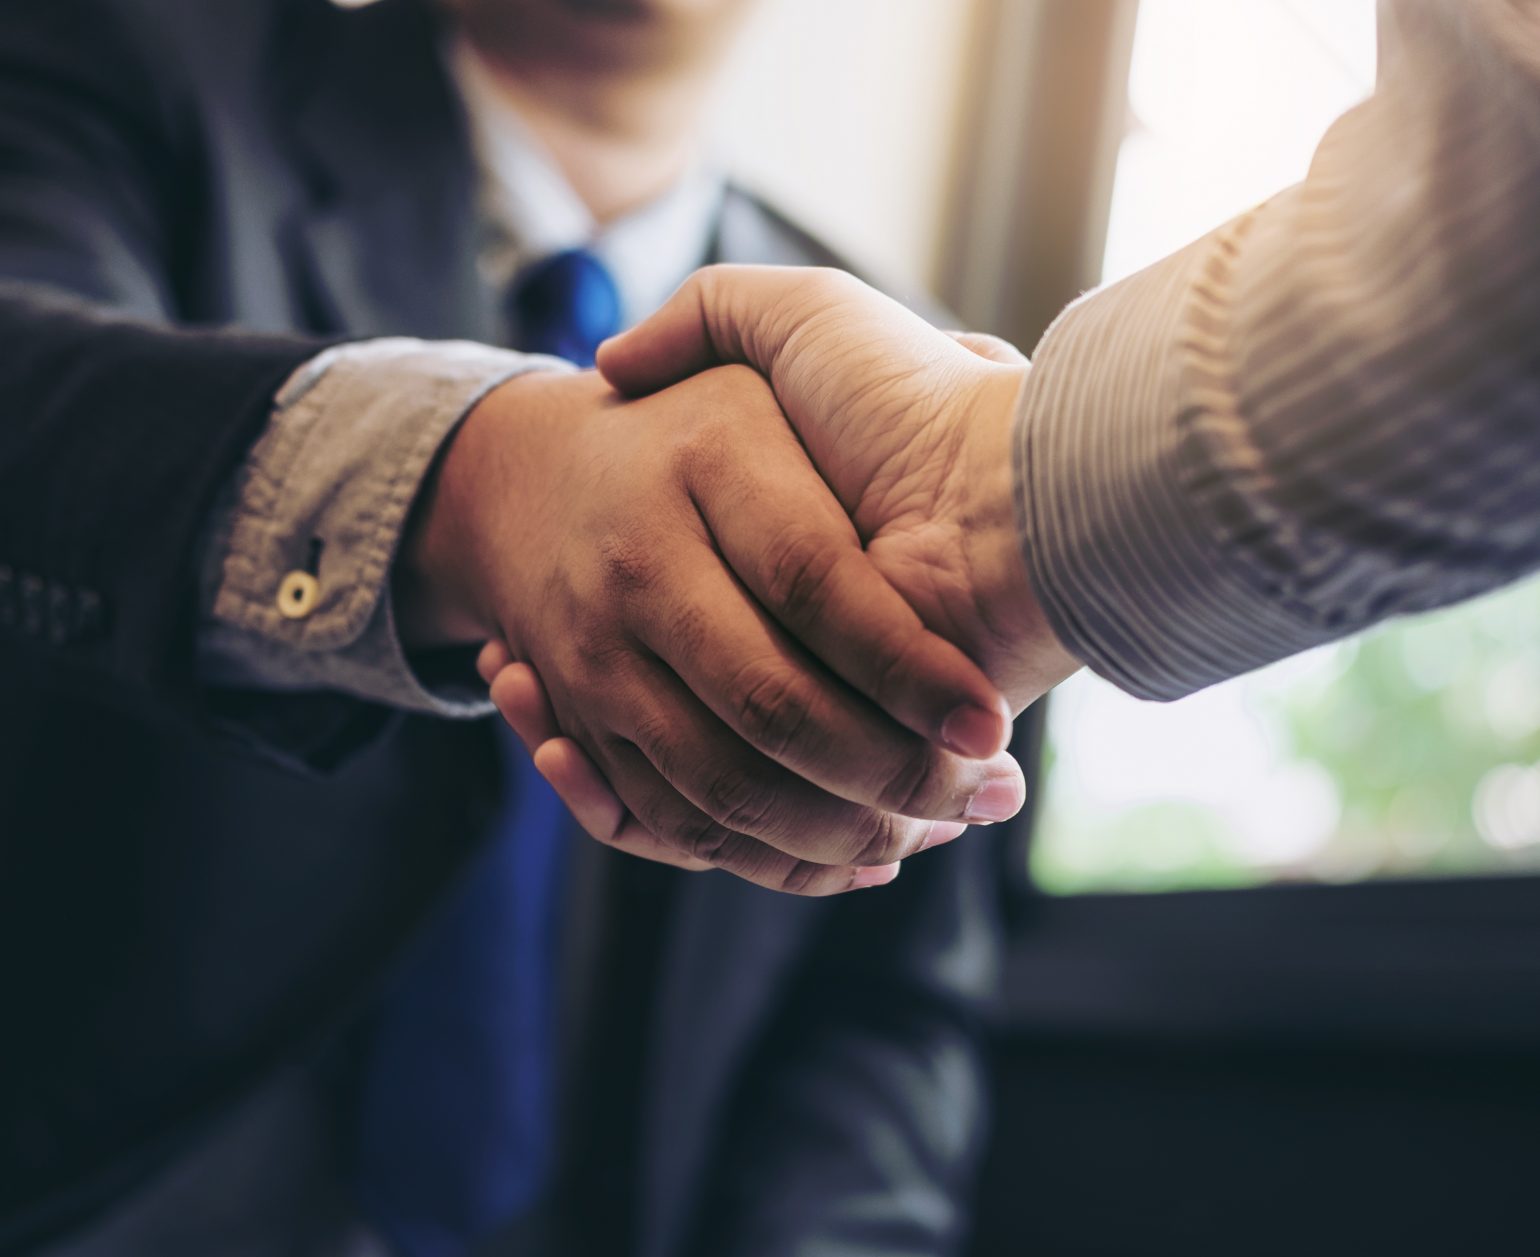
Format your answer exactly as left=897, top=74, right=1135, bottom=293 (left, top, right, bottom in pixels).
left=450, top=36, right=724, bottom=332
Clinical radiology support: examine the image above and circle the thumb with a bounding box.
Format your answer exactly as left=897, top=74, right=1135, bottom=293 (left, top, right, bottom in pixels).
left=596, top=263, right=903, bottom=399
left=947, top=330, right=1031, bottom=368
left=595, top=264, right=741, bottom=397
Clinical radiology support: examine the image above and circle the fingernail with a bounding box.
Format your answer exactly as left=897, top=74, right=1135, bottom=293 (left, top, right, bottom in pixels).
left=941, top=704, right=1007, bottom=759
left=851, top=863, right=901, bottom=890
left=966, top=776, right=1025, bottom=824
left=920, top=821, right=968, bottom=852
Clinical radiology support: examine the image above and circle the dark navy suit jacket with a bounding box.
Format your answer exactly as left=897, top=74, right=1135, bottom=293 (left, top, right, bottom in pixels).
left=0, top=1, right=1024, bottom=1252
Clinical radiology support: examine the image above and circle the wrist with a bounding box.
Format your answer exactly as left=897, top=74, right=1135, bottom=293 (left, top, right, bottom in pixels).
left=957, top=365, right=1080, bottom=709
left=394, top=375, right=545, bottom=649
left=394, top=425, right=492, bottom=649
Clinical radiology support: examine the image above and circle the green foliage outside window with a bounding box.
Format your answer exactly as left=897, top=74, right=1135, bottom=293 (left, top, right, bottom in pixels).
left=1031, top=579, right=1540, bottom=895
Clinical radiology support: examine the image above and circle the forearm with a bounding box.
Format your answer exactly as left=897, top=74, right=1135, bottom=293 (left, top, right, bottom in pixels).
left=0, top=0, right=342, bottom=709
left=1016, top=0, right=1540, bottom=700
left=0, top=284, right=325, bottom=704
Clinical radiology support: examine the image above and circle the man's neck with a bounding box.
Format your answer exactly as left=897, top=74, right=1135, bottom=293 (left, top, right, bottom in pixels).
left=460, top=38, right=712, bottom=226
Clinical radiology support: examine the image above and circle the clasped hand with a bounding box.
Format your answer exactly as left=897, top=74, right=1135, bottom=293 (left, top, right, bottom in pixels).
left=404, top=267, right=1080, bottom=894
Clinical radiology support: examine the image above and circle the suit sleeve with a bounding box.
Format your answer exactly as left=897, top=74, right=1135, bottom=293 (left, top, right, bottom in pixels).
left=0, top=0, right=332, bottom=710
left=683, top=831, right=1001, bottom=1257
left=1016, top=0, right=1540, bottom=701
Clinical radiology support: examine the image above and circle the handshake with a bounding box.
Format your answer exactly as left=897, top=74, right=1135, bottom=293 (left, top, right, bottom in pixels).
left=398, top=266, right=1081, bottom=894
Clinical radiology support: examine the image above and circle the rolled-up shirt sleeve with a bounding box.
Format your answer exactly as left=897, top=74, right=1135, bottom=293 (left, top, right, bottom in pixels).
left=1015, top=0, right=1540, bottom=702
left=199, top=338, right=572, bottom=716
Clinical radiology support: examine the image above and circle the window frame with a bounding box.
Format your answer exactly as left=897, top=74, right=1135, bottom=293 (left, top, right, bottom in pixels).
left=944, top=0, right=1540, bottom=1047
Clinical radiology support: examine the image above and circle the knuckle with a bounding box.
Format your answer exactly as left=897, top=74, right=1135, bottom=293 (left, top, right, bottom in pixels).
left=696, top=262, right=735, bottom=292
left=574, top=631, right=632, bottom=678
left=697, top=267, right=750, bottom=355
left=671, top=408, right=731, bottom=466
left=761, top=529, right=842, bottom=628
left=617, top=786, right=671, bottom=844
left=730, top=665, right=815, bottom=759
left=810, top=266, right=860, bottom=298
left=628, top=710, right=679, bottom=782
left=699, top=763, right=777, bottom=835
left=851, top=810, right=914, bottom=867
left=597, top=528, right=658, bottom=597
left=776, top=858, right=831, bottom=896
left=665, top=598, right=713, bottom=665
left=675, top=811, right=735, bottom=863
left=697, top=263, right=756, bottom=306
left=670, top=368, right=775, bottom=473
left=874, top=742, right=945, bottom=816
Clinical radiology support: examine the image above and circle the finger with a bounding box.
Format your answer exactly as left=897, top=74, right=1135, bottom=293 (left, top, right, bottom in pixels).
left=489, top=660, right=562, bottom=748
left=595, top=264, right=755, bottom=396
left=489, top=664, right=698, bottom=868
left=476, top=639, right=514, bottom=686
left=640, top=546, right=1025, bottom=823
left=596, top=264, right=933, bottom=400
left=595, top=736, right=902, bottom=896
left=513, top=644, right=981, bottom=866
left=496, top=657, right=921, bottom=884
left=590, top=648, right=980, bottom=865
left=532, top=738, right=714, bottom=873
left=600, top=279, right=1016, bottom=758
left=682, top=374, right=1011, bottom=759
left=946, top=330, right=1031, bottom=367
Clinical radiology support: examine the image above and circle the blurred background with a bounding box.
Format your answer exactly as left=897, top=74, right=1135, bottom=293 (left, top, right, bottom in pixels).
left=711, top=3, right=1540, bottom=1255
left=718, top=0, right=1540, bottom=897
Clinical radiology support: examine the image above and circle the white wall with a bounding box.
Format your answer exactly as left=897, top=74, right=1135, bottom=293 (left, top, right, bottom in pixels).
left=709, top=0, right=979, bottom=293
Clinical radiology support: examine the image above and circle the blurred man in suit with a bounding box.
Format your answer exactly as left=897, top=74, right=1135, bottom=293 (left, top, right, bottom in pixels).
left=0, top=1, right=1014, bottom=1253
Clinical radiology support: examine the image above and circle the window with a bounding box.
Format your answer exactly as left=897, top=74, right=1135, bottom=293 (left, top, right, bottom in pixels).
left=1031, top=0, right=1540, bottom=895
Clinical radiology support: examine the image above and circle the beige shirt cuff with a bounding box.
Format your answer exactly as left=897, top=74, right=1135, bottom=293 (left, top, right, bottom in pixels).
left=199, top=338, right=573, bottom=716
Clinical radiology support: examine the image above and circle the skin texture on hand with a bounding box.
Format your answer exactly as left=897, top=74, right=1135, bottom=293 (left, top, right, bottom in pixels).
left=594, top=266, right=1082, bottom=711
left=478, top=268, right=1084, bottom=890
left=396, top=364, right=1027, bottom=894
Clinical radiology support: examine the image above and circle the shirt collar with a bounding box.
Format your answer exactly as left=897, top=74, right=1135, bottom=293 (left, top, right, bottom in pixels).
left=448, top=35, right=725, bottom=330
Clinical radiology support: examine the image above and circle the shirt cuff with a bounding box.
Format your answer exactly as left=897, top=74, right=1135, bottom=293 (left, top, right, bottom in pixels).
left=199, top=338, right=574, bottom=716
left=1013, top=219, right=1338, bottom=703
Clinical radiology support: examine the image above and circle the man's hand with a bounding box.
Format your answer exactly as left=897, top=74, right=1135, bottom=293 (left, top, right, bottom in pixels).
left=395, top=364, right=1027, bottom=894
left=476, top=269, right=1083, bottom=885
left=594, top=266, right=1081, bottom=712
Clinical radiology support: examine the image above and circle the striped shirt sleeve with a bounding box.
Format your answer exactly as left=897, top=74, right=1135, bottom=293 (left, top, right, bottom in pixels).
left=1014, top=0, right=1540, bottom=701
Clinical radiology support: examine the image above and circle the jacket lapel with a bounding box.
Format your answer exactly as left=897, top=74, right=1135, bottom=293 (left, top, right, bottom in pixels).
left=276, top=0, right=498, bottom=342
left=712, top=185, right=838, bottom=270
left=636, top=872, right=822, bottom=1257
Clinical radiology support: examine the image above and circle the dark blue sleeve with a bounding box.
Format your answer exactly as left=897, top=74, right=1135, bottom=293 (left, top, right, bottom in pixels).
left=0, top=1, right=332, bottom=717
left=683, top=824, right=1005, bottom=1257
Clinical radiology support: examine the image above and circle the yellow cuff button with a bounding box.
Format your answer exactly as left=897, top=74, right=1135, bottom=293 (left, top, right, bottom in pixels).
left=277, top=570, right=320, bottom=620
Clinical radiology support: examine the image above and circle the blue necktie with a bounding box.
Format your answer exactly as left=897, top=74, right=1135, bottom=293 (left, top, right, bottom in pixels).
left=354, top=248, right=622, bottom=1257
left=510, top=248, right=624, bottom=366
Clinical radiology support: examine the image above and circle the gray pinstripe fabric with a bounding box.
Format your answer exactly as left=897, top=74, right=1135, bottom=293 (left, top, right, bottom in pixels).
left=1016, top=0, right=1540, bottom=701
